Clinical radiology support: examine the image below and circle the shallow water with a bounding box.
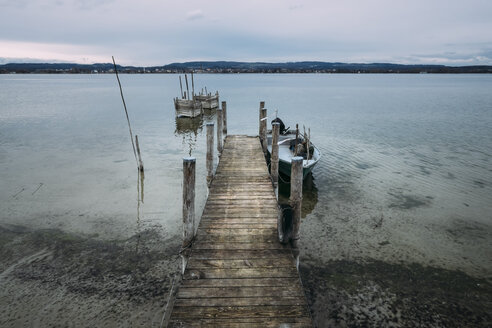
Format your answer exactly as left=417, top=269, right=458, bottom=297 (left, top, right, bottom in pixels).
left=1, top=73, right=491, bottom=278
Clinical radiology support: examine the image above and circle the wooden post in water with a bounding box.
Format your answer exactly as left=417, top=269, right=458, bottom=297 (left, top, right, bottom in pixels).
left=135, top=135, right=144, bottom=173
left=290, top=156, right=303, bottom=268
left=179, top=76, right=184, bottom=99
left=271, top=122, right=280, bottom=193
left=185, top=74, right=190, bottom=100
left=260, top=108, right=267, bottom=154
left=258, top=101, right=265, bottom=136
left=182, top=157, right=196, bottom=249
left=206, top=123, right=214, bottom=183
left=222, top=101, right=227, bottom=135
left=216, top=108, right=223, bottom=153
left=191, top=72, right=195, bottom=98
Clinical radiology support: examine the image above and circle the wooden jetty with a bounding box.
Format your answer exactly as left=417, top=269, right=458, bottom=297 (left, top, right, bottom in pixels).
left=168, top=134, right=313, bottom=327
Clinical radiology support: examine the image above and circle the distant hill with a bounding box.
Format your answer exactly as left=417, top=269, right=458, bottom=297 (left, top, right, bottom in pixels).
left=1, top=61, right=491, bottom=74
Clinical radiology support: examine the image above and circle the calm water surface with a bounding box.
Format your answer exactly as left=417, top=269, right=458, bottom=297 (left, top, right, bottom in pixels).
left=1, top=74, right=491, bottom=277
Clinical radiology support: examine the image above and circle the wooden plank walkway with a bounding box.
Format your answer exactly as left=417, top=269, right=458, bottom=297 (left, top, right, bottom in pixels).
left=169, top=135, right=312, bottom=327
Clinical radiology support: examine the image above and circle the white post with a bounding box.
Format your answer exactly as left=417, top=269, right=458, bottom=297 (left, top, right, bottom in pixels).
left=260, top=108, right=267, bottom=154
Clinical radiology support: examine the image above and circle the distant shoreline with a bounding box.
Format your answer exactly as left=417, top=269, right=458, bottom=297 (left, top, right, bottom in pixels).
left=1, top=61, right=492, bottom=74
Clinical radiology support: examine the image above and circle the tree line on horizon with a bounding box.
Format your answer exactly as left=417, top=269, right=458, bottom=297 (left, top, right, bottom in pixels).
left=1, top=61, right=491, bottom=74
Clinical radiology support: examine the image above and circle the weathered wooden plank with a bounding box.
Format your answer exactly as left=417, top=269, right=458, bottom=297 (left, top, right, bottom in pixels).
left=177, top=286, right=303, bottom=298
left=170, top=305, right=309, bottom=319
left=201, top=213, right=278, bottom=219
left=196, top=232, right=277, bottom=242
left=186, top=258, right=295, bottom=269
left=202, top=208, right=278, bottom=214
left=174, top=296, right=306, bottom=307
left=207, top=195, right=275, bottom=200
left=196, top=228, right=277, bottom=236
left=190, top=249, right=294, bottom=260
left=193, top=242, right=288, bottom=250
left=183, top=266, right=298, bottom=279
left=169, top=318, right=311, bottom=328
left=199, top=222, right=277, bottom=230
left=181, top=277, right=301, bottom=287
left=206, top=199, right=278, bottom=205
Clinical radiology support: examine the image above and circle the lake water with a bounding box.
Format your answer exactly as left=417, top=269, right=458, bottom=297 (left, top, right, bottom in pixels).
left=1, top=73, right=491, bottom=280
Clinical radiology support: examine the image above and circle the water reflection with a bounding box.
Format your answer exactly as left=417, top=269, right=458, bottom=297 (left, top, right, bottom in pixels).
left=175, top=116, right=204, bottom=156
left=278, top=172, right=319, bottom=218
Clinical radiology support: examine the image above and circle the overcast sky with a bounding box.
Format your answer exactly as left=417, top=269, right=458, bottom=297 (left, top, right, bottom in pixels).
left=1, top=0, right=491, bottom=66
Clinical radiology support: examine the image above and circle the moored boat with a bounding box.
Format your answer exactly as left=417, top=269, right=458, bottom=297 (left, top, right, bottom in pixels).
left=266, top=120, right=321, bottom=179
left=174, top=97, right=202, bottom=118
left=194, top=91, right=219, bottom=109
left=174, top=73, right=202, bottom=118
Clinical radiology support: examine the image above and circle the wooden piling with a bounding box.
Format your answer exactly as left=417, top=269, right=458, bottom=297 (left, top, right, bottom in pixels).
left=135, top=135, right=144, bottom=172
left=216, top=108, right=223, bottom=153
left=271, top=122, right=280, bottom=190
left=260, top=108, right=267, bottom=154
left=191, top=72, right=195, bottom=98
left=182, top=157, right=196, bottom=249
left=258, top=101, right=265, bottom=136
left=206, top=123, right=214, bottom=181
left=185, top=74, right=190, bottom=100
left=222, top=101, right=227, bottom=135
left=179, top=76, right=184, bottom=99
left=290, top=156, right=303, bottom=252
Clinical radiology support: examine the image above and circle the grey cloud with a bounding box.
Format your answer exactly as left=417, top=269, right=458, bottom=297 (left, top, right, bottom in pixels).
left=186, top=10, right=204, bottom=21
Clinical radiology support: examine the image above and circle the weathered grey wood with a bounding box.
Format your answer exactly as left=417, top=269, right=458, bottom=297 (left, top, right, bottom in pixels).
left=174, top=296, right=306, bottom=307
left=260, top=108, right=267, bottom=153
left=181, top=277, right=300, bottom=287
left=179, top=76, right=183, bottom=98
left=206, top=123, right=214, bottom=181
left=135, top=135, right=144, bottom=172
left=177, top=285, right=303, bottom=298
left=290, top=156, right=303, bottom=253
left=187, top=258, right=295, bottom=269
left=182, top=157, right=195, bottom=248
left=258, top=101, right=265, bottom=136
left=193, top=242, right=288, bottom=250
left=169, top=136, right=312, bottom=327
left=189, top=249, right=294, bottom=260
left=170, top=305, right=309, bottom=319
left=222, top=101, right=227, bottom=135
left=185, top=74, right=190, bottom=99
left=259, top=101, right=265, bottom=136
left=271, top=122, right=280, bottom=190
left=169, top=317, right=312, bottom=328
left=182, top=266, right=298, bottom=278
left=216, top=108, right=223, bottom=153
left=191, top=71, right=195, bottom=97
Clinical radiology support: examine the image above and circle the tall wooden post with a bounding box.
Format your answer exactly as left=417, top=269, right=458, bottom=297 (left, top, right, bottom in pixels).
left=290, top=156, right=303, bottom=268
left=217, top=108, right=223, bottom=153
left=222, top=101, right=227, bottom=135
left=271, top=122, right=280, bottom=192
left=206, top=123, right=214, bottom=183
left=258, top=101, right=265, bottom=136
left=179, top=76, right=184, bottom=99
left=185, top=74, right=190, bottom=100
left=191, top=72, right=195, bottom=98
left=182, top=157, right=196, bottom=249
left=260, top=108, right=267, bottom=154
left=135, top=135, right=144, bottom=173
